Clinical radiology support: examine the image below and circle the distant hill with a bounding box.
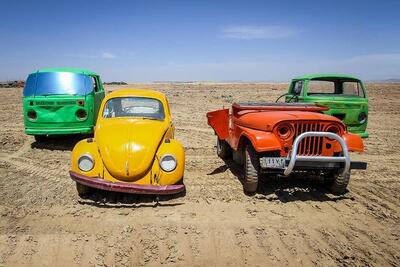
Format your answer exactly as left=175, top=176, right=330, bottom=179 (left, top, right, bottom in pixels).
left=367, top=79, right=400, bottom=83
left=0, top=80, right=25, bottom=88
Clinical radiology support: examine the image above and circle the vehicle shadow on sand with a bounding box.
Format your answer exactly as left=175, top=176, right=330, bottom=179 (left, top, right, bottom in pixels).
left=30, top=134, right=91, bottom=151
left=210, top=159, right=352, bottom=203
left=77, top=190, right=186, bottom=208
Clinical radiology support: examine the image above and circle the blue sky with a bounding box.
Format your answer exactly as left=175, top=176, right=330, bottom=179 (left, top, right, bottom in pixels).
left=1, top=0, right=399, bottom=81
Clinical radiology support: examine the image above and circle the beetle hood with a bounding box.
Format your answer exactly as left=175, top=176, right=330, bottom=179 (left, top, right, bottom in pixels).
left=235, top=111, right=343, bottom=131
left=95, top=118, right=168, bottom=181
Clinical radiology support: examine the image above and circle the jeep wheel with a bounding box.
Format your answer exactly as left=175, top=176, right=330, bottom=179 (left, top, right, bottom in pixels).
left=76, top=182, right=91, bottom=196
left=325, top=171, right=350, bottom=195
left=243, top=144, right=259, bottom=194
left=216, top=138, right=231, bottom=159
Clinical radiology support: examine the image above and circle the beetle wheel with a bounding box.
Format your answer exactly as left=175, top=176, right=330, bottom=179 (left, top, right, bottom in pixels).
left=76, top=182, right=91, bottom=197
left=243, top=144, right=259, bottom=194
left=216, top=138, right=231, bottom=159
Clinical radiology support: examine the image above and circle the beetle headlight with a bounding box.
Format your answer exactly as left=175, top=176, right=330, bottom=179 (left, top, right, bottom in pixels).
left=160, top=154, right=177, bottom=172
left=78, top=154, right=94, bottom=172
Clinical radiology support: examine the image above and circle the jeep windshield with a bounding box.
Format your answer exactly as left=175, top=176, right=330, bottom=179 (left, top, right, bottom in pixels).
left=23, top=72, right=94, bottom=97
left=307, top=79, right=365, bottom=97
left=103, top=97, right=165, bottom=120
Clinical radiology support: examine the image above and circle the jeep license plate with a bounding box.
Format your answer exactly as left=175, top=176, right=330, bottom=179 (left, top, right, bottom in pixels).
left=260, top=157, right=286, bottom=169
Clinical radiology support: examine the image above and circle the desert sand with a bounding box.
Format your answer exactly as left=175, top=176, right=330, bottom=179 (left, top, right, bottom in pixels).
left=0, top=83, right=399, bottom=266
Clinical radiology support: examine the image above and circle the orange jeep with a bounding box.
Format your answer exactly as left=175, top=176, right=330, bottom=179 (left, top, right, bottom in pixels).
left=207, top=102, right=367, bottom=194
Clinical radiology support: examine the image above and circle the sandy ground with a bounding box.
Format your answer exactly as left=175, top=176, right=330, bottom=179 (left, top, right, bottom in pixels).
left=0, top=83, right=399, bottom=266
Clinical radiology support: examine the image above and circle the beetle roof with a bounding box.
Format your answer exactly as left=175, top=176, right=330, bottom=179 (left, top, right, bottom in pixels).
left=292, top=73, right=361, bottom=81
left=104, top=89, right=167, bottom=101
left=32, top=68, right=98, bottom=76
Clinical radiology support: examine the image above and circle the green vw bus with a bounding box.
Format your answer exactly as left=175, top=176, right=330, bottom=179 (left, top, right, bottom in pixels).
left=23, top=68, right=105, bottom=141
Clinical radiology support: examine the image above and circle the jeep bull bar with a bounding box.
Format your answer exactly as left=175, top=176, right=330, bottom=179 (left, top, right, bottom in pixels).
left=260, top=132, right=367, bottom=176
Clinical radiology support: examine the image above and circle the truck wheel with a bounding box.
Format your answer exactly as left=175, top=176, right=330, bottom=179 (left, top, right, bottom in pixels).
left=243, top=144, right=259, bottom=194
left=76, top=182, right=91, bottom=196
left=216, top=138, right=231, bottom=159
left=325, top=171, right=350, bottom=195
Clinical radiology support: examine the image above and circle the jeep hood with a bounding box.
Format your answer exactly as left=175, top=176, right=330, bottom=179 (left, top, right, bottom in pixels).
left=234, top=111, right=343, bottom=131
left=95, top=118, right=168, bottom=181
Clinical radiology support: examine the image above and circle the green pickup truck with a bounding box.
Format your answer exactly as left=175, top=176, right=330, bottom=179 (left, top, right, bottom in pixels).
left=23, top=68, right=105, bottom=141
left=285, top=74, right=368, bottom=138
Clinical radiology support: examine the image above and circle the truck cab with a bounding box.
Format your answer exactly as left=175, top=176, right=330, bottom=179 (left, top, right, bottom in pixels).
left=285, top=74, right=368, bottom=138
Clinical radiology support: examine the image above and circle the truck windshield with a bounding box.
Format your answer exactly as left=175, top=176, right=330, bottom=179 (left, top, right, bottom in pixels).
left=23, top=72, right=94, bottom=97
left=103, top=97, right=165, bottom=120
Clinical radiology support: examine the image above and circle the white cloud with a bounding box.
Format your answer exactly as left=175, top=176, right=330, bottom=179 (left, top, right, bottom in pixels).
left=101, top=52, right=115, bottom=59
left=221, top=25, right=299, bottom=40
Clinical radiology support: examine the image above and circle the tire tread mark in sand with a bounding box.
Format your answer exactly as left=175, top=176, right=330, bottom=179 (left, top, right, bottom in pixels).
left=5, top=235, right=38, bottom=266
left=275, top=228, right=315, bottom=266
left=294, top=227, right=339, bottom=266
left=234, top=227, right=273, bottom=266
left=339, top=226, right=399, bottom=266
left=30, top=234, right=58, bottom=267
left=0, top=235, right=17, bottom=266
left=351, top=187, right=399, bottom=221
left=0, top=139, right=31, bottom=161
left=54, top=235, right=77, bottom=267
left=364, top=185, right=400, bottom=209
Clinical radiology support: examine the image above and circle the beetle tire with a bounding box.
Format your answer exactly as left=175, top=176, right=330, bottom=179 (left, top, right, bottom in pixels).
left=243, top=144, right=259, bottom=194
left=76, top=182, right=91, bottom=196
left=216, top=138, right=231, bottom=159
left=325, top=171, right=350, bottom=195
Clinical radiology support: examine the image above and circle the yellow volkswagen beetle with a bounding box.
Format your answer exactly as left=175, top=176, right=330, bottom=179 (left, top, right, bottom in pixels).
left=69, top=89, right=185, bottom=195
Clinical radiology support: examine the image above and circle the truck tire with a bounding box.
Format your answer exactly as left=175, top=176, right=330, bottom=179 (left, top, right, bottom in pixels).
left=325, top=171, right=350, bottom=195
left=216, top=138, right=231, bottom=159
left=243, top=144, right=259, bottom=194
left=76, top=182, right=91, bottom=196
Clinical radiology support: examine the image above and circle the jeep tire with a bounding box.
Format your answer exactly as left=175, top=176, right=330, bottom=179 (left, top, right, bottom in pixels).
left=325, top=171, right=350, bottom=195
left=243, top=144, right=259, bottom=194
left=216, top=138, right=231, bottom=159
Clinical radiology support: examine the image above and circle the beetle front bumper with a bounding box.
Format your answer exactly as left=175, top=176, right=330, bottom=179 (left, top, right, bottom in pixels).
left=69, top=171, right=185, bottom=195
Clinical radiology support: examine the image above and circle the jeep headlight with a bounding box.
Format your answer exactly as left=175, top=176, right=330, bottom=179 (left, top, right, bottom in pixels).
left=160, top=154, right=177, bottom=172
left=78, top=154, right=94, bottom=172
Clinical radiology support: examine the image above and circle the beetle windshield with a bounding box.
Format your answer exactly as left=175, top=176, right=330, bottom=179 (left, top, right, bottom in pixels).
left=23, top=72, right=94, bottom=97
left=103, top=97, right=165, bottom=120
left=307, top=79, right=365, bottom=97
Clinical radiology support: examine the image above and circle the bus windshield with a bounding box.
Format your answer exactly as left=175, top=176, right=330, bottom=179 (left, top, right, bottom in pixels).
left=23, top=72, right=94, bottom=97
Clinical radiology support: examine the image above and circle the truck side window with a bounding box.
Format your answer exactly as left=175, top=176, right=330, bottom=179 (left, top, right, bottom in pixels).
left=292, top=81, right=303, bottom=95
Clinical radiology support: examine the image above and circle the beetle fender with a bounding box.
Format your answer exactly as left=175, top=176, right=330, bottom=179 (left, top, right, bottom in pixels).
left=71, top=139, right=103, bottom=178
left=155, top=139, right=185, bottom=185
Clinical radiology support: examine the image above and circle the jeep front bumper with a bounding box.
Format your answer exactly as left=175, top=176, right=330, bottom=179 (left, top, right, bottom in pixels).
left=259, top=132, right=367, bottom=175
